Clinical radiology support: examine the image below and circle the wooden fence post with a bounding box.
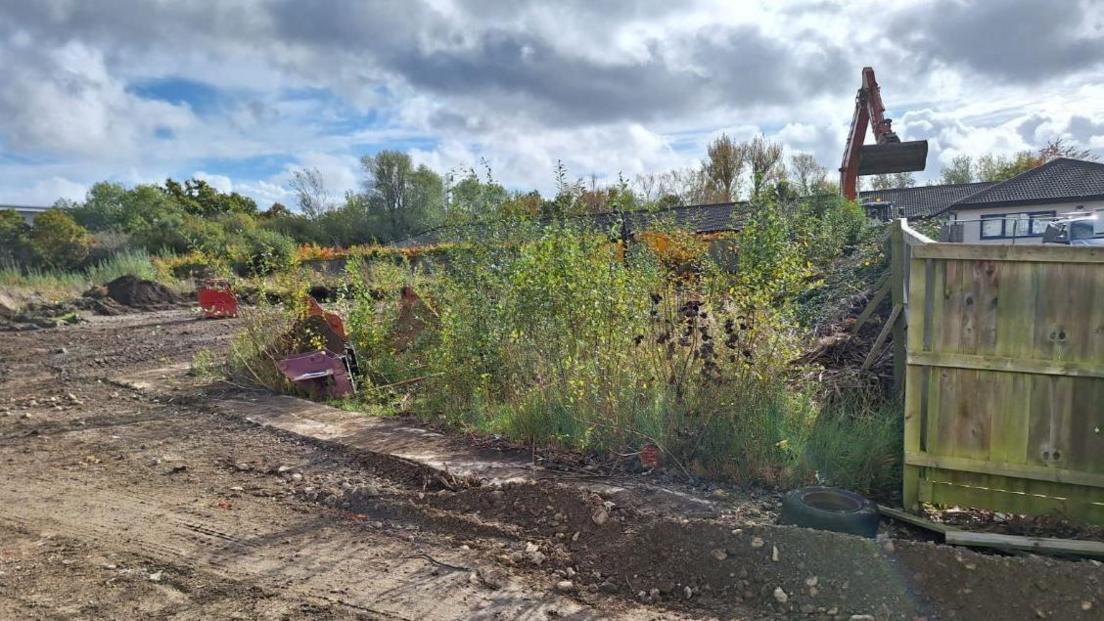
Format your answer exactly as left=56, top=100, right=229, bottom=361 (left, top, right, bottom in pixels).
left=889, top=220, right=907, bottom=396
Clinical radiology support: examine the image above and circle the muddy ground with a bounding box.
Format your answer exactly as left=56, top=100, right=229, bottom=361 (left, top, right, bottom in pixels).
left=1, top=310, right=1101, bottom=620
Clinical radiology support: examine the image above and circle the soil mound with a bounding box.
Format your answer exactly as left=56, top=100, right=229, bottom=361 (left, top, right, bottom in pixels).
left=105, top=275, right=179, bottom=308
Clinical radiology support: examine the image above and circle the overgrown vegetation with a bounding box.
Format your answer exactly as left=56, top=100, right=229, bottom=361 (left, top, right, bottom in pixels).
left=6, top=134, right=906, bottom=494
left=1, top=249, right=173, bottom=303
left=230, top=177, right=899, bottom=494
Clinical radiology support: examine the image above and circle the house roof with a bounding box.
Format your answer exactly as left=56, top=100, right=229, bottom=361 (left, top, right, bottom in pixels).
left=394, top=201, right=748, bottom=247
left=606, top=201, right=748, bottom=235
left=859, top=182, right=995, bottom=218
left=946, top=158, right=1104, bottom=210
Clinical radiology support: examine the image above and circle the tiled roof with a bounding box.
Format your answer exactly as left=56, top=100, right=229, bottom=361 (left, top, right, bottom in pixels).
left=859, top=182, right=994, bottom=218
left=394, top=201, right=748, bottom=247
left=948, top=158, right=1104, bottom=209
left=614, top=201, right=747, bottom=235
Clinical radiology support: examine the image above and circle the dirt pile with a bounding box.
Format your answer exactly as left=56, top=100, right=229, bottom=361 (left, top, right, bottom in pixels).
left=76, top=275, right=186, bottom=316
left=105, top=275, right=180, bottom=308
left=0, top=276, right=191, bottom=331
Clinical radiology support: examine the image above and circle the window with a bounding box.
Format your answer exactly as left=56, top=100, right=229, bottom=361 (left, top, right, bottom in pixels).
left=980, top=211, right=1056, bottom=239
left=981, top=215, right=1004, bottom=238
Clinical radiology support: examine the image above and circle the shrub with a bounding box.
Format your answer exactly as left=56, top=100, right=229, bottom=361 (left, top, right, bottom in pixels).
left=233, top=200, right=895, bottom=490
left=30, top=208, right=92, bottom=270
left=383, top=220, right=818, bottom=485
left=802, top=399, right=902, bottom=495
left=152, top=250, right=224, bottom=280
left=0, top=208, right=31, bottom=264
left=228, top=228, right=296, bottom=276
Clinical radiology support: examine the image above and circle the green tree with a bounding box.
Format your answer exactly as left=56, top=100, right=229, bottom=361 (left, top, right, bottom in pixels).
left=30, top=208, right=91, bottom=269
left=163, top=178, right=258, bottom=217
left=70, top=182, right=129, bottom=231
left=745, top=135, right=785, bottom=198
left=868, top=171, right=916, bottom=190
left=789, top=153, right=828, bottom=196
left=940, top=154, right=975, bottom=185
left=361, top=151, right=446, bottom=242
left=288, top=167, right=334, bottom=218
left=0, top=209, right=31, bottom=264
left=705, top=133, right=745, bottom=202
left=976, top=152, right=1042, bottom=182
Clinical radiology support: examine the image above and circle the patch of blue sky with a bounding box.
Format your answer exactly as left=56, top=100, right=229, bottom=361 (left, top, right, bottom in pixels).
left=128, top=77, right=226, bottom=115
left=197, top=154, right=297, bottom=180
left=0, top=142, right=56, bottom=166
left=350, top=135, right=438, bottom=155
left=280, top=86, right=397, bottom=137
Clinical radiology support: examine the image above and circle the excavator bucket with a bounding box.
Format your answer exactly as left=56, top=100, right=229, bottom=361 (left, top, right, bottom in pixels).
left=197, top=279, right=238, bottom=318
left=857, top=140, right=929, bottom=176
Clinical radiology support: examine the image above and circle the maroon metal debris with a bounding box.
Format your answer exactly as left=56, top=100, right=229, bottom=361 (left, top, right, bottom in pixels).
left=276, top=349, right=356, bottom=398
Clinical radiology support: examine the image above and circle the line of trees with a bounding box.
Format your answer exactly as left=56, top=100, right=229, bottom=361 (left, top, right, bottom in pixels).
left=6, top=134, right=1097, bottom=273
left=939, top=138, right=1097, bottom=185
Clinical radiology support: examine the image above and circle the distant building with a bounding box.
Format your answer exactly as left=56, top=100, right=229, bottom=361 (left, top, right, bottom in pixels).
left=859, top=158, right=1104, bottom=245
left=937, top=158, right=1104, bottom=244
left=1, top=204, right=52, bottom=224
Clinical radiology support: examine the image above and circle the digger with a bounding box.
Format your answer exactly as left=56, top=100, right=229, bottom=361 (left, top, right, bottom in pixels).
left=839, top=66, right=928, bottom=200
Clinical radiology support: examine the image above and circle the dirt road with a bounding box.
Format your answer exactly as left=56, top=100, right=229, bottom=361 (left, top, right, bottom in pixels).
left=0, top=312, right=693, bottom=620
left=1, top=311, right=1101, bottom=620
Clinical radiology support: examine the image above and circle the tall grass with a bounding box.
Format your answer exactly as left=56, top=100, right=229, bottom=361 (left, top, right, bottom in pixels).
left=802, top=399, right=902, bottom=495
left=1, top=249, right=179, bottom=307
left=85, top=249, right=160, bottom=284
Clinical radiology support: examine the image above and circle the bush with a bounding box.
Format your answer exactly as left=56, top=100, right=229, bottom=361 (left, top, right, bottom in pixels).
left=153, top=250, right=224, bottom=280
left=337, top=220, right=821, bottom=486
left=231, top=196, right=896, bottom=490
left=0, top=208, right=31, bottom=264
left=30, top=208, right=92, bottom=270
left=229, top=228, right=296, bottom=276
left=802, top=399, right=902, bottom=495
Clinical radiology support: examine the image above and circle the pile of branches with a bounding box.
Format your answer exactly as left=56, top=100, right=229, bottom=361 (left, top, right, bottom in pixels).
left=797, top=272, right=894, bottom=403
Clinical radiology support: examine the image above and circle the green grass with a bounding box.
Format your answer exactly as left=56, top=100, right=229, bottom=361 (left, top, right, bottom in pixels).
left=802, top=399, right=903, bottom=496
left=1, top=249, right=183, bottom=309
left=85, top=249, right=160, bottom=284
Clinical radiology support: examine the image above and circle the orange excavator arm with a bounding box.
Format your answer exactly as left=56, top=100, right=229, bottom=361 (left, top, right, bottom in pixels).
left=839, top=66, right=927, bottom=200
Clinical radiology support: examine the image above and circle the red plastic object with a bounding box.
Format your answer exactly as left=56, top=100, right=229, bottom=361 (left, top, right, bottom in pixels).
left=198, top=285, right=238, bottom=318
left=640, top=444, right=662, bottom=470
left=276, top=349, right=356, bottom=398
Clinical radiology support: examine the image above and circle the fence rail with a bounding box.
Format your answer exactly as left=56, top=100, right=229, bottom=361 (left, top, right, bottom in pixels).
left=894, top=219, right=1104, bottom=523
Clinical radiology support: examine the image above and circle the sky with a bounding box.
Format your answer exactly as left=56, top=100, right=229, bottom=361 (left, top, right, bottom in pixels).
left=1, top=0, right=1102, bottom=209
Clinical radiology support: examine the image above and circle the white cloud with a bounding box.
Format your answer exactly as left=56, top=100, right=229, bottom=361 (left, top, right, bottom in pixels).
left=0, top=41, right=194, bottom=159
left=0, top=0, right=1102, bottom=207
left=192, top=171, right=234, bottom=193
left=2, top=176, right=88, bottom=205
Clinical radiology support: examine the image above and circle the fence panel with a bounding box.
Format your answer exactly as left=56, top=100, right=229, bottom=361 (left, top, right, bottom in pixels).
left=899, top=222, right=1104, bottom=523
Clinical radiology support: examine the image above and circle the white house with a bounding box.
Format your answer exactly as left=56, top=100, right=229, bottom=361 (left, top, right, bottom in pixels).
left=859, top=158, right=1104, bottom=244
left=938, top=158, right=1104, bottom=244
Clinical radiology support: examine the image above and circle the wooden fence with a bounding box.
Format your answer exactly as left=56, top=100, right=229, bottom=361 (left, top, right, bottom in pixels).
left=894, top=220, right=1104, bottom=523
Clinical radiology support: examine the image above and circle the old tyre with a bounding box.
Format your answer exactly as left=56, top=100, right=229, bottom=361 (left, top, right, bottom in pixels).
left=779, top=486, right=880, bottom=538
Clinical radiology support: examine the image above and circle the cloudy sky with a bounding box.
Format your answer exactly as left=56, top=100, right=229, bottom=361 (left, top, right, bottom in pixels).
left=1, top=0, right=1102, bottom=208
